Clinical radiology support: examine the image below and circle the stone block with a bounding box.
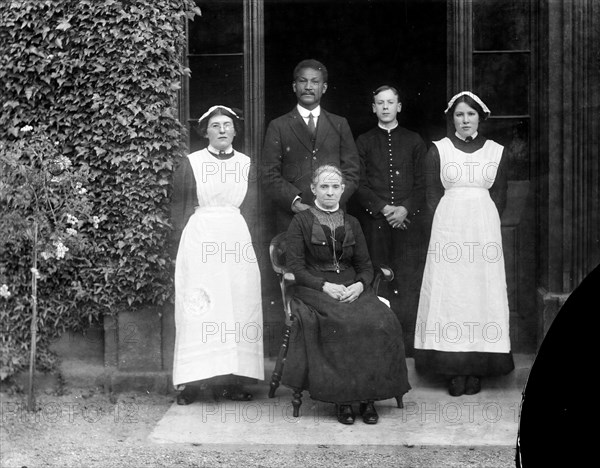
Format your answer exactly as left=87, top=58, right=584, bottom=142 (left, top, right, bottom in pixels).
left=536, top=287, right=570, bottom=349
left=103, top=314, right=118, bottom=368
left=117, top=307, right=162, bottom=372
left=161, top=305, right=175, bottom=373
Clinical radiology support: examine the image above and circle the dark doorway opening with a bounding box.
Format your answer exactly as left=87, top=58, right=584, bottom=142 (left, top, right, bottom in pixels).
left=264, top=0, right=447, bottom=143
left=261, top=0, right=447, bottom=355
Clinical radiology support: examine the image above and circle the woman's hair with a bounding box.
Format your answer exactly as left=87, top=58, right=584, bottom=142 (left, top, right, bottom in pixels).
left=311, top=164, right=344, bottom=185
left=198, top=106, right=242, bottom=136
left=446, top=94, right=487, bottom=121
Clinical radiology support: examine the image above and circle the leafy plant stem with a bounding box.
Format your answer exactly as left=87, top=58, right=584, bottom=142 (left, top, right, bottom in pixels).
left=27, top=220, right=38, bottom=412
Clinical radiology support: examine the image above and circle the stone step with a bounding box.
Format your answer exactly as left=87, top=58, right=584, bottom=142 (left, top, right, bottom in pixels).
left=149, top=354, right=535, bottom=447
left=403, top=353, right=534, bottom=392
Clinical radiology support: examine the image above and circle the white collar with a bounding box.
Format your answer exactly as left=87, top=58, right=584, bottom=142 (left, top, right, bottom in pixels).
left=314, top=199, right=340, bottom=213
left=297, top=104, right=321, bottom=118
left=378, top=121, right=399, bottom=131
left=207, top=144, right=234, bottom=154
left=455, top=131, right=478, bottom=141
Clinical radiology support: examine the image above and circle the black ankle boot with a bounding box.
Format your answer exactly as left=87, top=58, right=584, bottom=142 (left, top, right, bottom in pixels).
left=336, top=404, right=355, bottom=425
left=176, top=386, right=197, bottom=405
left=448, top=375, right=467, bottom=396
left=465, top=376, right=481, bottom=395
left=359, top=401, right=379, bottom=424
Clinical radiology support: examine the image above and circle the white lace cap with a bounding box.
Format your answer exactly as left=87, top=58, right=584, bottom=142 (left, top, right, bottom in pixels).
left=198, top=105, right=239, bottom=124
left=444, top=91, right=491, bottom=117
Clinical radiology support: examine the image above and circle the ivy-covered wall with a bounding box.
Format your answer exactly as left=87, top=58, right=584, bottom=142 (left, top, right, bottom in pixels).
left=0, top=0, right=201, bottom=379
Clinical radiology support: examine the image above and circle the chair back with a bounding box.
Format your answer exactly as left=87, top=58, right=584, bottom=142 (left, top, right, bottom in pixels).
left=269, top=232, right=288, bottom=275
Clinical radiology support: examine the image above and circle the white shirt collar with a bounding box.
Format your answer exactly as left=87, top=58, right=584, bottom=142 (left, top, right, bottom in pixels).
left=314, top=199, right=340, bottom=213
left=378, top=120, right=399, bottom=131
left=455, top=131, right=478, bottom=141
left=297, top=104, right=321, bottom=118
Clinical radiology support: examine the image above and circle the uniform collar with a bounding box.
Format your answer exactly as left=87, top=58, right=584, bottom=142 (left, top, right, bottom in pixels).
left=454, top=131, right=478, bottom=141
left=378, top=121, right=399, bottom=132
left=207, top=145, right=234, bottom=158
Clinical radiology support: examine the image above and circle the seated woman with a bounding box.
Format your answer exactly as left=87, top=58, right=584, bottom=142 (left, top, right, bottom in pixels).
left=281, top=164, right=410, bottom=425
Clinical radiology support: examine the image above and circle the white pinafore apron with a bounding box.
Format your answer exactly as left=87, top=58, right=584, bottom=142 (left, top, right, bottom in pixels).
left=172, top=149, right=264, bottom=386
left=415, top=138, right=511, bottom=353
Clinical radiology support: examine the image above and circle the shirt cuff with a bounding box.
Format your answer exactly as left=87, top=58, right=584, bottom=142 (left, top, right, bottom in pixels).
left=291, top=195, right=301, bottom=210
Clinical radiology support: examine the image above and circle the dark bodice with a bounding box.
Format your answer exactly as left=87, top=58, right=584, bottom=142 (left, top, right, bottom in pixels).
left=286, top=209, right=374, bottom=291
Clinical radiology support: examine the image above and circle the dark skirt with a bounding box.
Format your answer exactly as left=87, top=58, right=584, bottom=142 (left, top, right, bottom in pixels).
left=281, top=285, right=411, bottom=404
left=414, top=349, right=515, bottom=377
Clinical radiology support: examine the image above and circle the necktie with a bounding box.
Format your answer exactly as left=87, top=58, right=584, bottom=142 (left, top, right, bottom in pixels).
left=464, top=136, right=473, bottom=143
left=307, top=113, right=316, bottom=137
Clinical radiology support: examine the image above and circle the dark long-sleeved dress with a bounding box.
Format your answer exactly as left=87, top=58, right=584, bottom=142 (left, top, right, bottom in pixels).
left=414, top=134, right=514, bottom=376
left=170, top=149, right=263, bottom=387
left=280, top=207, right=411, bottom=404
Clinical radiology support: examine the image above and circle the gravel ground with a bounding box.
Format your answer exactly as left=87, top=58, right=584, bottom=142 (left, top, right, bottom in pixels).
left=1, top=386, right=517, bottom=468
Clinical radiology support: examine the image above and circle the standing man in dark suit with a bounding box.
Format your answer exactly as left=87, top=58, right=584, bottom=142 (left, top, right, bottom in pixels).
left=353, top=85, right=427, bottom=353
left=261, top=59, right=360, bottom=232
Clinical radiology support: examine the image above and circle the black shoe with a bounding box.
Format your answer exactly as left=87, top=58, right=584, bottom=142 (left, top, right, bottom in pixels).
left=464, top=376, right=481, bottom=395
left=336, top=404, right=355, bottom=425
left=448, top=375, right=467, bottom=397
left=176, top=386, right=197, bottom=405
left=359, top=401, right=379, bottom=424
left=219, top=384, right=253, bottom=401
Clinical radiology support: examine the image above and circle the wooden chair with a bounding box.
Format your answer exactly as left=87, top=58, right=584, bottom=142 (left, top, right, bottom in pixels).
left=267, top=231, right=404, bottom=417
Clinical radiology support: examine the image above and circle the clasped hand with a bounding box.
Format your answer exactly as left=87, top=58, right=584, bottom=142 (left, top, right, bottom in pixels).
left=322, top=281, right=364, bottom=303
left=381, top=205, right=410, bottom=230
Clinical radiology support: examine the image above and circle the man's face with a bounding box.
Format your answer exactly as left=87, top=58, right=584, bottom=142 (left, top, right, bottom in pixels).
left=293, top=68, right=327, bottom=110
left=372, top=89, right=401, bottom=125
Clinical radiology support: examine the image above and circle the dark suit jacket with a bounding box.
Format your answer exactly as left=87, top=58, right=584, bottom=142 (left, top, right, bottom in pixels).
left=261, top=107, right=360, bottom=231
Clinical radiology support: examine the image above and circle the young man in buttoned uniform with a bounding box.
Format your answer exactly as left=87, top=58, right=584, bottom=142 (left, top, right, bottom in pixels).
left=353, top=85, right=427, bottom=354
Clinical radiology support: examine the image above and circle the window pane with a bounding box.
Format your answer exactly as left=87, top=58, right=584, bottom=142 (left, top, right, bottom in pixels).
left=473, top=53, right=529, bottom=116
left=482, top=118, right=530, bottom=180
left=188, top=0, right=243, bottom=55
left=188, top=56, right=244, bottom=120
left=473, top=0, right=530, bottom=51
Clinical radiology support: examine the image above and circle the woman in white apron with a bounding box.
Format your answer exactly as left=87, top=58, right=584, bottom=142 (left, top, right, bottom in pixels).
left=171, top=105, right=263, bottom=404
left=414, top=92, right=514, bottom=396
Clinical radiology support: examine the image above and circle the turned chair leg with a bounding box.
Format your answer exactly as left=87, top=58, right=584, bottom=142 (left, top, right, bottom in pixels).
left=268, top=323, right=292, bottom=398
left=292, top=389, right=303, bottom=417
left=396, top=395, right=404, bottom=409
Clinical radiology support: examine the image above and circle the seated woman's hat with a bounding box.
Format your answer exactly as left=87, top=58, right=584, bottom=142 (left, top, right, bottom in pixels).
left=444, top=91, right=491, bottom=117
